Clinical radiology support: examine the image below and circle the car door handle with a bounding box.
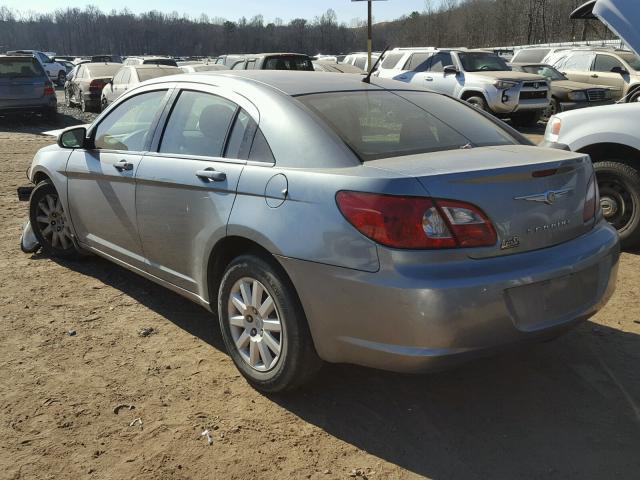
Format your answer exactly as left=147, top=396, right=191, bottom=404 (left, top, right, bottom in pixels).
left=591, top=74, right=599, bottom=78
left=425, top=77, right=434, bottom=81
left=114, top=159, right=134, bottom=171
left=196, top=168, right=226, bottom=182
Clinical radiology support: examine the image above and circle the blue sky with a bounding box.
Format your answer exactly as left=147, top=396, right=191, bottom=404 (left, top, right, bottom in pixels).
left=3, top=0, right=431, bottom=23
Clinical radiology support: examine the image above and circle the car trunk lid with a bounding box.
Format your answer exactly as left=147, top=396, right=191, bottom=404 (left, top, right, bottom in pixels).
left=365, top=145, right=594, bottom=258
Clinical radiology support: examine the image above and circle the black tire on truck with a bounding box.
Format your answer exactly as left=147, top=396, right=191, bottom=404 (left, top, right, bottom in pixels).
left=465, top=95, right=489, bottom=112
left=511, top=110, right=542, bottom=127
left=594, top=160, right=640, bottom=249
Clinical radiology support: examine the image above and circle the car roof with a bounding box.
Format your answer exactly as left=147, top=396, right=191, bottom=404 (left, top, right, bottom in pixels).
left=147, top=70, right=423, bottom=96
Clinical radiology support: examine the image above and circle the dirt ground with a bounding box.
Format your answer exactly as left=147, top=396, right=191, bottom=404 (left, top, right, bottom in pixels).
left=1, top=95, right=639, bottom=480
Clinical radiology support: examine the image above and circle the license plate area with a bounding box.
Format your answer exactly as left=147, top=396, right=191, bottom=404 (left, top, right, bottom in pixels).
left=505, top=264, right=599, bottom=331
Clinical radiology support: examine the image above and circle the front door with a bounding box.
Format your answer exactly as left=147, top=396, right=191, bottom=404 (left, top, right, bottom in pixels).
left=425, top=52, right=460, bottom=94
left=66, top=88, right=170, bottom=270
left=135, top=88, right=255, bottom=294
left=589, top=54, right=628, bottom=100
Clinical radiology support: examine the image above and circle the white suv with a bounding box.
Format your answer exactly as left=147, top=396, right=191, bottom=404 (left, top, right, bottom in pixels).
left=376, top=47, right=551, bottom=126
left=6, top=50, right=67, bottom=86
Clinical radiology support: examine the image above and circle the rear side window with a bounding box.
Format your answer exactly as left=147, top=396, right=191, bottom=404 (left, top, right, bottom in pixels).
left=225, top=109, right=257, bottom=160
left=121, top=69, right=131, bottom=84
left=512, top=49, right=550, bottom=63
left=354, top=57, right=367, bottom=70
left=562, top=52, right=594, bottom=71
left=404, top=53, right=431, bottom=71
left=94, top=90, right=167, bottom=151
left=297, top=90, right=516, bottom=162
left=160, top=90, right=237, bottom=158
left=249, top=129, right=275, bottom=164
left=0, top=57, right=45, bottom=77
left=380, top=53, right=404, bottom=69
left=137, top=68, right=175, bottom=81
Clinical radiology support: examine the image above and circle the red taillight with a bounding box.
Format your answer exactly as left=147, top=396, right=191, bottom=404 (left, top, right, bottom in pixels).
left=583, top=174, right=599, bottom=222
left=335, top=191, right=497, bottom=249
left=44, top=85, right=55, bottom=96
left=89, top=80, right=106, bottom=91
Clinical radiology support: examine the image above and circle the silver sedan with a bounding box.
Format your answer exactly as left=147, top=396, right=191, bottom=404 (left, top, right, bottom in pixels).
left=22, top=71, right=619, bottom=392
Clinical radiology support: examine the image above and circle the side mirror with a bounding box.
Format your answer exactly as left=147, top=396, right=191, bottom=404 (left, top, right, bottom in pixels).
left=611, top=66, right=628, bottom=75
left=443, top=65, right=459, bottom=75
left=58, top=127, right=87, bottom=149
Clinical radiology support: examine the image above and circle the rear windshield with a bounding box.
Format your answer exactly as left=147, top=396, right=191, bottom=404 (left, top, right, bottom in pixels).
left=264, top=56, right=313, bottom=71
left=86, top=65, right=121, bottom=77
left=0, top=57, right=45, bottom=78
left=143, top=59, right=178, bottom=67
left=297, top=90, right=517, bottom=161
left=458, top=52, right=511, bottom=72
left=137, top=68, right=177, bottom=81
left=513, top=49, right=550, bottom=63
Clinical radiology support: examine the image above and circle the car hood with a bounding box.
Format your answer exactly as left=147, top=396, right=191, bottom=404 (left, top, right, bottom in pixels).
left=552, top=79, right=612, bottom=91
left=572, top=0, right=640, bottom=56
left=470, top=70, right=547, bottom=82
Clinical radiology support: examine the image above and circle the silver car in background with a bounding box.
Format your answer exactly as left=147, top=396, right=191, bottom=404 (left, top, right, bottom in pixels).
left=100, top=65, right=181, bottom=110
left=23, top=71, right=619, bottom=392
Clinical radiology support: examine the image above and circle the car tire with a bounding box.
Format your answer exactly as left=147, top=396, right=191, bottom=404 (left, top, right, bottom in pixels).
left=465, top=95, right=488, bottom=111
left=65, top=89, right=72, bottom=107
left=100, top=96, right=108, bottom=112
left=629, top=90, right=640, bottom=103
left=29, top=181, right=81, bottom=259
left=218, top=254, right=322, bottom=392
left=542, top=98, right=559, bottom=122
left=594, top=161, right=640, bottom=249
left=56, top=71, right=66, bottom=87
left=44, top=107, right=58, bottom=122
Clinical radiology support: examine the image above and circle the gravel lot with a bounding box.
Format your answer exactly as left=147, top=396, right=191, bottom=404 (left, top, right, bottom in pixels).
left=1, top=89, right=639, bottom=480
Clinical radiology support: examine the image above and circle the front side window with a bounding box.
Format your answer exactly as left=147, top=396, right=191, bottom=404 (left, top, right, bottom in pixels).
left=354, top=57, right=367, bottom=70
left=428, top=53, right=454, bottom=72
left=617, top=53, right=640, bottom=71
left=94, top=90, right=167, bottom=151
left=458, top=52, right=510, bottom=72
left=593, top=54, right=625, bottom=72
left=160, top=90, right=237, bottom=157
left=297, top=90, right=516, bottom=162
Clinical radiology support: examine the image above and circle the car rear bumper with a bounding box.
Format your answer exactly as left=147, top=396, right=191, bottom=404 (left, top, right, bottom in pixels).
left=0, top=97, right=56, bottom=113
left=559, top=99, right=615, bottom=112
left=278, top=219, right=619, bottom=373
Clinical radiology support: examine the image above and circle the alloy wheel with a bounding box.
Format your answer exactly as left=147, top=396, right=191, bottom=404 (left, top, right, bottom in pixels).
left=34, top=193, right=73, bottom=250
left=227, top=277, right=283, bottom=372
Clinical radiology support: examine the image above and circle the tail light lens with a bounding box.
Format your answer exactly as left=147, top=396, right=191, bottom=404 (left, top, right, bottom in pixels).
left=336, top=191, right=497, bottom=249
left=44, top=84, right=55, bottom=96
left=89, top=80, right=106, bottom=91
left=583, top=174, right=599, bottom=222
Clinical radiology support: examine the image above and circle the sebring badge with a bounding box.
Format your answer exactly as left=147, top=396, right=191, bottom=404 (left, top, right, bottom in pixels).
left=514, top=188, right=572, bottom=205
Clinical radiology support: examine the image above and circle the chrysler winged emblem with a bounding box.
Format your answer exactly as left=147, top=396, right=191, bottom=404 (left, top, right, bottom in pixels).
left=514, top=188, right=572, bottom=205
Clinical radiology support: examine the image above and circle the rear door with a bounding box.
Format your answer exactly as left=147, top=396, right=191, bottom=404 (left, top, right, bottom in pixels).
left=135, top=85, right=256, bottom=293
left=66, top=87, right=171, bottom=270
left=589, top=54, right=627, bottom=99
left=557, top=51, right=595, bottom=83
left=400, top=52, right=434, bottom=85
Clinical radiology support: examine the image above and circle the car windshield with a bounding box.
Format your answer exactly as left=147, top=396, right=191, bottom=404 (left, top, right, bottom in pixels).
left=137, top=68, right=178, bottom=81
left=520, top=65, right=566, bottom=81
left=458, top=52, right=511, bottom=72
left=297, top=90, right=516, bottom=162
left=0, top=57, right=44, bottom=78
left=86, top=65, right=121, bottom=77
left=264, top=56, right=314, bottom=71
left=618, top=52, right=640, bottom=71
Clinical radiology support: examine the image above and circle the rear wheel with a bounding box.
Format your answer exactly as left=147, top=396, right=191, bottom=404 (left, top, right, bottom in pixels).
left=218, top=254, right=321, bottom=392
left=29, top=181, right=81, bottom=259
left=629, top=90, right=640, bottom=103
left=594, top=160, right=640, bottom=248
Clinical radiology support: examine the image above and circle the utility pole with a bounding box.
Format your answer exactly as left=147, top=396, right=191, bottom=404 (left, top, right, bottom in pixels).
left=352, top=0, right=387, bottom=71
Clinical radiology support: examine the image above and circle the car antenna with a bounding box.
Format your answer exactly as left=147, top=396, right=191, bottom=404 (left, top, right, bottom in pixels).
left=362, top=45, right=389, bottom=84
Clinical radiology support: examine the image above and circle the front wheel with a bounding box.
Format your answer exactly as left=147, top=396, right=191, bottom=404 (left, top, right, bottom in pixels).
left=80, top=95, right=88, bottom=112
left=594, top=161, right=640, bottom=249
left=218, top=254, right=322, bottom=392
left=629, top=90, right=640, bottom=103
left=465, top=95, right=488, bottom=111
left=542, top=98, right=559, bottom=122
left=29, top=181, right=81, bottom=259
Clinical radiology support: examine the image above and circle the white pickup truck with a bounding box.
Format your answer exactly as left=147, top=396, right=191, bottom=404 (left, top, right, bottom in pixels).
left=542, top=0, right=640, bottom=248
left=7, top=50, right=67, bottom=86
